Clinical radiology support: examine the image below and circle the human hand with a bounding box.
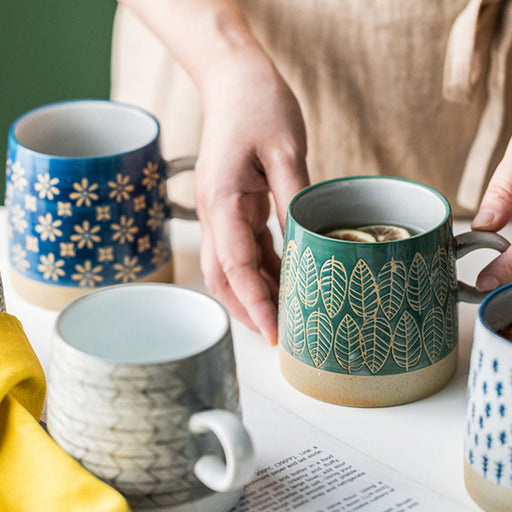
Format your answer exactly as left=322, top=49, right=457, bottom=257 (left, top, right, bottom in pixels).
left=471, top=137, right=512, bottom=291
left=195, top=52, right=310, bottom=345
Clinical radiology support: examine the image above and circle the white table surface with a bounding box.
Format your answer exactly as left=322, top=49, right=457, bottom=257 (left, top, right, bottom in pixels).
left=2, top=207, right=511, bottom=512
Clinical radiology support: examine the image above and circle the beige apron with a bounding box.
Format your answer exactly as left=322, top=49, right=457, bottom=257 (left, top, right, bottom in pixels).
left=111, top=0, right=512, bottom=217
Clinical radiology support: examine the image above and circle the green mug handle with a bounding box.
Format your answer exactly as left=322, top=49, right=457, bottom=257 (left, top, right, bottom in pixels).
left=456, top=231, right=510, bottom=303
left=166, top=156, right=198, bottom=221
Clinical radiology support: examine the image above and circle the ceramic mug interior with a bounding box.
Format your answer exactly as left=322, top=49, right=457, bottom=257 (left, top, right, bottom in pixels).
left=480, top=283, right=512, bottom=336
left=290, top=177, right=449, bottom=234
left=56, top=284, right=230, bottom=364
left=12, top=100, right=158, bottom=157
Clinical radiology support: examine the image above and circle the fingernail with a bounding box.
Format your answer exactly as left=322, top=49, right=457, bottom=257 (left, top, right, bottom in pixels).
left=476, top=274, right=500, bottom=292
left=472, top=209, right=495, bottom=229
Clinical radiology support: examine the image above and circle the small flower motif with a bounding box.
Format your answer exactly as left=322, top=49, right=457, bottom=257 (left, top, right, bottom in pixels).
left=26, top=236, right=39, bottom=253
left=133, top=195, right=146, bottom=212
left=11, top=244, right=30, bottom=272
left=96, top=205, right=111, bottom=221
left=25, top=195, right=37, bottom=212
left=35, top=173, right=60, bottom=199
left=35, top=213, right=63, bottom=242
left=108, top=173, right=134, bottom=202
left=71, top=220, right=101, bottom=249
left=37, top=253, right=65, bottom=281
left=6, top=158, right=11, bottom=176
left=147, top=203, right=165, bottom=231
left=69, top=178, right=99, bottom=207
left=114, top=256, right=142, bottom=283
left=11, top=161, right=28, bottom=191
left=97, top=246, right=114, bottom=262
left=138, top=235, right=151, bottom=253
left=71, top=261, right=104, bottom=287
left=158, top=180, right=167, bottom=199
left=57, top=202, right=72, bottom=217
left=60, top=242, right=76, bottom=258
left=111, top=215, right=138, bottom=244
left=5, top=183, right=14, bottom=201
left=151, top=240, right=171, bottom=267
left=142, top=162, right=159, bottom=191
left=10, top=204, right=28, bottom=234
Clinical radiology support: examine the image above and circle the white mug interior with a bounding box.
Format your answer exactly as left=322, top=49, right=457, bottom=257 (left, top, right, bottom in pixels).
left=13, top=100, right=158, bottom=158
left=290, top=177, right=449, bottom=234
left=56, top=284, right=230, bottom=364
left=480, top=283, right=512, bottom=335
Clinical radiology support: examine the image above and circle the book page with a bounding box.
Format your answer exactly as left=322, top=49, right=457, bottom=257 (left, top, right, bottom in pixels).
left=234, top=387, right=470, bottom=512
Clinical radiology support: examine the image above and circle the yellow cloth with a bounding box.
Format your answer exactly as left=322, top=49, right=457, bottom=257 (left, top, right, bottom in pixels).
left=0, top=312, right=131, bottom=512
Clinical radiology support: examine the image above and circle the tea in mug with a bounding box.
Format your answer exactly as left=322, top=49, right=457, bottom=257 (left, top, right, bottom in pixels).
left=320, top=224, right=418, bottom=242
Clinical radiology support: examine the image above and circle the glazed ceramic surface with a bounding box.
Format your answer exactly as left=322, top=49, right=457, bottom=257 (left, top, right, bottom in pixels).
left=278, top=177, right=509, bottom=406
left=5, top=100, right=195, bottom=309
left=47, top=284, right=255, bottom=512
left=464, top=283, right=512, bottom=512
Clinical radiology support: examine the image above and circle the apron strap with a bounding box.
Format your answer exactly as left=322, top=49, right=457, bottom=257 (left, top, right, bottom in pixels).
left=443, top=0, right=512, bottom=211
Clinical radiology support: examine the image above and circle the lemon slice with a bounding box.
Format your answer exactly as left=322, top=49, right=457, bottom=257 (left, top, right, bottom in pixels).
left=323, top=229, right=377, bottom=242
left=359, top=224, right=411, bottom=241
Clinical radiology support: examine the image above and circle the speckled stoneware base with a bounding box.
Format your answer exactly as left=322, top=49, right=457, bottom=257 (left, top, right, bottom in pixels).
left=279, top=338, right=458, bottom=407
left=10, top=259, right=173, bottom=310
left=464, top=459, right=512, bottom=512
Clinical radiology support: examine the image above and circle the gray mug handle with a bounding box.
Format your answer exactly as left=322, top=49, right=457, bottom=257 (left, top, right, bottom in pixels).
left=456, top=231, right=510, bottom=303
left=166, top=156, right=198, bottom=221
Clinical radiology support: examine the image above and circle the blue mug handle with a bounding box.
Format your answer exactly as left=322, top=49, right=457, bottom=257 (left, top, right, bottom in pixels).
left=166, top=156, right=198, bottom=221
left=456, top=231, right=510, bottom=303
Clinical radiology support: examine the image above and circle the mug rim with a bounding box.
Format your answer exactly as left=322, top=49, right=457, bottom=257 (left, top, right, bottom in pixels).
left=287, top=176, right=451, bottom=244
left=479, top=282, right=512, bottom=347
left=54, top=282, right=232, bottom=366
left=8, top=99, right=160, bottom=161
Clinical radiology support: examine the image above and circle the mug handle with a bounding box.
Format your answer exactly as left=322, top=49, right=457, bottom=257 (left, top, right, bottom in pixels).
left=455, top=231, right=510, bottom=303
left=166, top=156, right=198, bottom=221
left=188, top=409, right=255, bottom=493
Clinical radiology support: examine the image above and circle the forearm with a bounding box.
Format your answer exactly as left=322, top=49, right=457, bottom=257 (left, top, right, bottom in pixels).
left=117, top=0, right=270, bottom=93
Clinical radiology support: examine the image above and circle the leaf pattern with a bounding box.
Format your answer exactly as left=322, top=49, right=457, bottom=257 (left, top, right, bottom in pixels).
left=306, top=310, right=333, bottom=368
left=361, top=315, right=392, bottom=374
left=349, top=259, right=379, bottom=319
left=407, top=253, right=431, bottom=314
left=423, top=306, right=445, bottom=363
left=445, top=294, right=457, bottom=350
left=286, top=297, right=306, bottom=356
left=392, top=311, right=422, bottom=371
left=378, top=258, right=406, bottom=321
left=448, top=237, right=457, bottom=291
left=431, top=247, right=449, bottom=307
left=297, top=247, right=319, bottom=308
left=334, top=314, right=364, bottom=373
left=283, top=240, right=299, bottom=298
left=320, top=256, right=347, bottom=318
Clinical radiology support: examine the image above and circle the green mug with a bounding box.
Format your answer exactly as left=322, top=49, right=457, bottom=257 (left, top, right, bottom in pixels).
left=278, top=177, right=510, bottom=407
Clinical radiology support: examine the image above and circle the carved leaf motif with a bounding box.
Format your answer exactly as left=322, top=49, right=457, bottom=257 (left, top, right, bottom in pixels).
left=334, top=314, right=364, bottom=373
left=306, top=310, right=333, bottom=368
left=407, top=253, right=431, bottom=314
left=378, top=258, right=406, bottom=321
left=361, top=315, right=392, bottom=374
left=392, top=311, right=422, bottom=371
left=448, top=237, right=457, bottom=291
left=445, top=294, right=457, bottom=350
left=297, top=247, right=319, bottom=308
left=283, top=240, right=299, bottom=298
left=286, top=297, right=305, bottom=356
left=423, top=306, right=445, bottom=363
left=278, top=293, right=286, bottom=346
left=349, top=259, right=379, bottom=319
left=320, top=256, right=347, bottom=318
left=431, top=247, right=449, bottom=307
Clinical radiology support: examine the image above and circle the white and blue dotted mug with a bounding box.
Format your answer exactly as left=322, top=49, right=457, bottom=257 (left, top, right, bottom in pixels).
left=5, top=100, right=196, bottom=309
left=464, top=283, right=512, bottom=512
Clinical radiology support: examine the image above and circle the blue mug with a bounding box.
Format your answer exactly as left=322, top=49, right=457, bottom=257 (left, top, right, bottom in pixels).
left=5, top=100, right=196, bottom=309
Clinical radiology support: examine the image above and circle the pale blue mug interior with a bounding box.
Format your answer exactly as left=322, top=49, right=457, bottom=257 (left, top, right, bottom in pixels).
left=56, top=284, right=229, bottom=364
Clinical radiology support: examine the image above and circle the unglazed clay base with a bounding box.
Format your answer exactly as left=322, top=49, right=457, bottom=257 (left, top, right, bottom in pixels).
left=279, top=345, right=457, bottom=407
left=464, top=458, right=512, bottom=512
left=10, top=260, right=173, bottom=310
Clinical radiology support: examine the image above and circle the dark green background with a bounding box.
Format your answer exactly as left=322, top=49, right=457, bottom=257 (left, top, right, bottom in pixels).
left=0, top=1, right=117, bottom=203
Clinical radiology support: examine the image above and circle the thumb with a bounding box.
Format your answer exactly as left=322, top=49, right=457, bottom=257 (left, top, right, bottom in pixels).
left=472, top=137, right=512, bottom=231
